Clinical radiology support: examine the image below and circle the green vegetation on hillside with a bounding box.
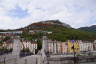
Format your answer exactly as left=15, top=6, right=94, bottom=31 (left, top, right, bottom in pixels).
left=21, top=24, right=96, bottom=42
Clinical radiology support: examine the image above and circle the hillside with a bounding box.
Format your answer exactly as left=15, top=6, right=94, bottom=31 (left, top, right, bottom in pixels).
left=20, top=20, right=96, bottom=42
left=0, top=20, right=96, bottom=41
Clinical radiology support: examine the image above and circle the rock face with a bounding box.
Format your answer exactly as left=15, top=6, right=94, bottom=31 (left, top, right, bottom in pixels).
left=79, top=25, right=96, bottom=32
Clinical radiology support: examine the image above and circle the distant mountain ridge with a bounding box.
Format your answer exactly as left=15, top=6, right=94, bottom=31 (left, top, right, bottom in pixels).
left=79, top=25, right=96, bottom=32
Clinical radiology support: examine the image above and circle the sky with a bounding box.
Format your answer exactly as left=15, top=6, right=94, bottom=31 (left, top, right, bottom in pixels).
left=0, top=0, right=96, bottom=29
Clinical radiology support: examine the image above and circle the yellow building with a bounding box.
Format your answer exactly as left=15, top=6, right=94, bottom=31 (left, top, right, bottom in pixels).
left=67, top=40, right=80, bottom=53
left=73, top=41, right=80, bottom=53
left=67, top=40, right=73, bottom=53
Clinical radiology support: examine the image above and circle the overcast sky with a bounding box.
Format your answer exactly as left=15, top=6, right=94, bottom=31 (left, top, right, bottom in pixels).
left=0, top=0, right=96, bottom=29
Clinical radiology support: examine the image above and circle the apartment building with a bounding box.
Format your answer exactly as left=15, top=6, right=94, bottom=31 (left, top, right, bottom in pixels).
left=78, top=40, right=93, bottom=52
left=20, top=40, right=37, bottom=54
left=47, top=41, right=68, bottom=54
left=42, top=36, right=68, bottom=54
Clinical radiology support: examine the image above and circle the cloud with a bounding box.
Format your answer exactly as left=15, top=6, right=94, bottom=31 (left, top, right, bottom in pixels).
left=0, top=0, right=96, bottom=29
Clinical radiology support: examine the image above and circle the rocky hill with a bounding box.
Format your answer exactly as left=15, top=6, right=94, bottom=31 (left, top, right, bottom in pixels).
left=23, top=20, right=71, bottom=30
left=20, top=20, right=96, bottom=41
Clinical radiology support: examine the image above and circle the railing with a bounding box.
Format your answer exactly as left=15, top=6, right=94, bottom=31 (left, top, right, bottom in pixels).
left=46, top=56, right=96, bottom=64
left=0, top=53, right=96, bottom=64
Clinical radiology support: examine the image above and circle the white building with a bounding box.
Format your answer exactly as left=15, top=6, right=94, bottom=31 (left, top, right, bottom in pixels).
left=20, top=41, right=37, bottom=54
left=78, top=40, right=93, bottom=52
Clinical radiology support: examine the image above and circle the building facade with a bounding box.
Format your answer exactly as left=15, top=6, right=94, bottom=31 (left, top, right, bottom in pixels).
left=93, top=40, right=96, bottom=50
left=79, top=40, right=93, bottom=52
left=20, top=40, right=37, bottom=54
left=42, top=36, right=68, bottom=54
left=67, top=40, right=80, bottom=53
left=42, top=36, right=95, bottom=54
